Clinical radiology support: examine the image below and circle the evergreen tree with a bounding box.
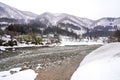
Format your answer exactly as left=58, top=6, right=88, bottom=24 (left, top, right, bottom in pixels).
left=113, top=30, right=120, bottom=42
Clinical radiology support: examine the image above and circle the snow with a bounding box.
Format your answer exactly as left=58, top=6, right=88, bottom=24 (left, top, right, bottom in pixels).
left=60, top=36, right=104, bottom=46
left=0, top=35, right=105, bottom=51
left=71, top=58, right=120, bottom=80
left=80, top=42, right=120, bottom=65
left=37, top=12, right=90, bottom=34
left=36, top=12, right=120, bottom=31
left=91, top=17, right=120, bottom=29
left=0, top=2, right=37, bottom=21
left=2, top=35, right=11, bottom=42
left=0, top=46, right=6, bottom=51
left=71, top=42, right=120, bottom=80
left=60, top=40, right=103, bottom=46
left=0, top=68, right=37, bottom=80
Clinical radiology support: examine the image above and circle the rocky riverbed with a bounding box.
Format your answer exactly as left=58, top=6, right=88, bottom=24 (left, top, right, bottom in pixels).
left=0, top=45, right=101, bottom=80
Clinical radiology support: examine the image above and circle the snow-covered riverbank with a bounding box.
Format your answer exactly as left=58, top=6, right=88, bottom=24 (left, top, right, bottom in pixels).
left=0, top=45, right=100, bottom=80
left=71, top=42, right=120, bottom=80
left=0, top=40, right=104, bottom=51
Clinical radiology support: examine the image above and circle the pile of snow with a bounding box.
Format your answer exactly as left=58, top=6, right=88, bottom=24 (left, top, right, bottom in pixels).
left=71, top=42, right=120, bottom=80
left=1, top=35, right=11, bottom=42
left=0, top=67, right=37, bottom=80
left=0, top=46, right=6, bottom=51
left=60, top=36, right=104, bottom=46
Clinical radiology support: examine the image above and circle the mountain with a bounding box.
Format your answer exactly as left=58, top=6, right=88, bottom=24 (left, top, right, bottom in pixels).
left=37, top=12, right=93, bottom=26
left=91, top=17, right=120, bottom=28
left=36, top=12, right=94, bottom=35
left=83, top=17, right=120, bottom=37
left=0, top=2, right=37, bottom=23
left=36, top=13, right=120, bottom=30
left=0, top=2, right=120, bottom=37
left=34, top=12, right=120, bottom=36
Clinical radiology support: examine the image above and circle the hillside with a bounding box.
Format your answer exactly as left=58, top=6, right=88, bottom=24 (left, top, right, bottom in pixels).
left=0, top=2, right=120, bottom=37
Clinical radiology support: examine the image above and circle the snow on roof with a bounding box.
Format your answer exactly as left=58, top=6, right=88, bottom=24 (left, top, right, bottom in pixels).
left=71, top=42, right=120, bottom=80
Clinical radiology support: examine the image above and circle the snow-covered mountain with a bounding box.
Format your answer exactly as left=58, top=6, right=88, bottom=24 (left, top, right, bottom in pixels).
left=92, top=18, right=120, bottom=27
left=36, top=12, right=120, bottom=35
left=91, top=17, right=120, bottom=30
left=0, top=2, right=37, bottom=22
left=36, top=12, right=93, bottom=27
left=0, top=2, right=120, bottom=36
left=36, top=12, right=93, bottom=34
left=36, top=12, right=120, bottom=30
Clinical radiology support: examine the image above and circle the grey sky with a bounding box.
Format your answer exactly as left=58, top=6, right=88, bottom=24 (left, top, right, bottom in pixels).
left=0, top=0, right=120, bottom=20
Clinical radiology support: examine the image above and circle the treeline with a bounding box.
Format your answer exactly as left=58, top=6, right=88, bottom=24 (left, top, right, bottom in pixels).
left=43, top=27, right=77, bottom=37
left=6, top=24, right=41, bottom=34
left=5, top=23, right=78, bottom=38
left=0, top=18, right=17, bottom=23
left=83, top=31, right=114, bottom=37
left=83, top=25, right=118, bottom=37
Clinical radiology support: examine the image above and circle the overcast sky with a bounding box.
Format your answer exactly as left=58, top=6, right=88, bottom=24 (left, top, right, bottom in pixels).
left=0, top=0, right=120, bottom=20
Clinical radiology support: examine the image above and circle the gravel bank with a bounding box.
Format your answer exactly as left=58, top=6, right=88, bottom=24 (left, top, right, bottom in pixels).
left=0, top=45, right=101, bottom=80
